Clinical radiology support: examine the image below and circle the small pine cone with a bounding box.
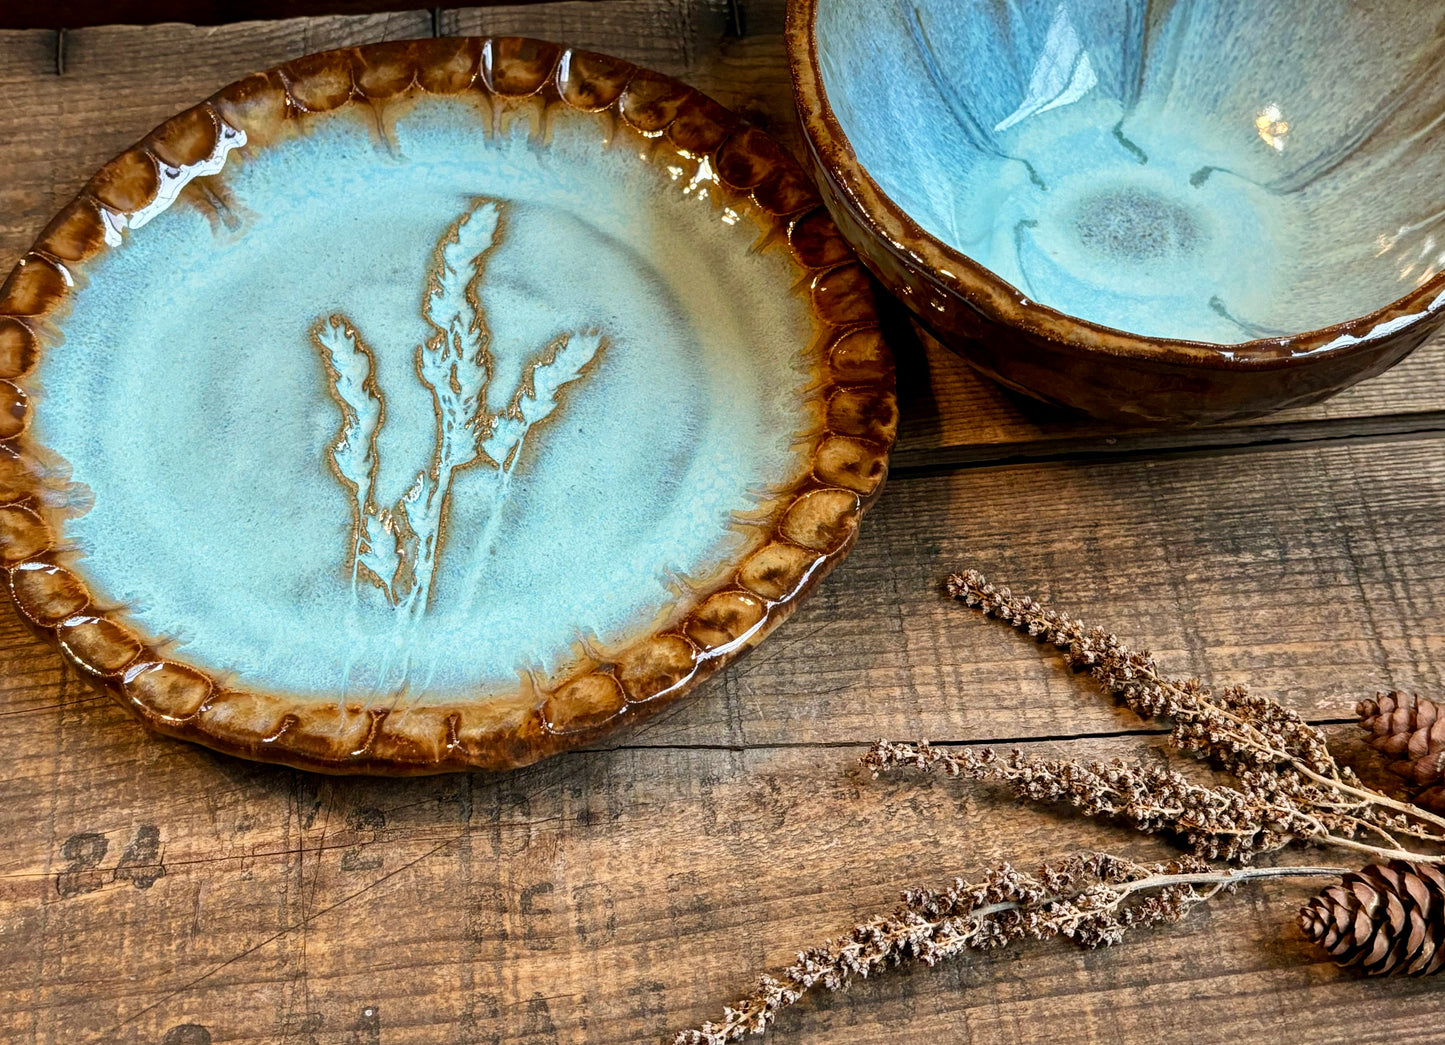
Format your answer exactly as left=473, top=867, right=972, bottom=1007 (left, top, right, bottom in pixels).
left=1396, top=750, right=1445, bottom=789
left=1300, top=861, right=1445, bottom=976
left=1415, top=786, right=1445, bottom=816
left=1356, top=691, right=1445, bottom=759
left=1357, top=692, right=1445, bottom=788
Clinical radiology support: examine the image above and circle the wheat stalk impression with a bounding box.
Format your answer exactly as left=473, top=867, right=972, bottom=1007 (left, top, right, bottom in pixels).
left=312, top=315, right=395, bottom=594
left=311, top=198, right=604, bottom=618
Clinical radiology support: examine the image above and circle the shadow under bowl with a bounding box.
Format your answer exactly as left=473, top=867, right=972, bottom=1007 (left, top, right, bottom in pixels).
left=787, top=0, right=1445, bottom=424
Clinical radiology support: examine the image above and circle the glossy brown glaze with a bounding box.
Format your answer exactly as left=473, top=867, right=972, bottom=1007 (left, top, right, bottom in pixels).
left=0, top=37, right=896, bottom=774
left=784, top=0, right=1445, bottom=425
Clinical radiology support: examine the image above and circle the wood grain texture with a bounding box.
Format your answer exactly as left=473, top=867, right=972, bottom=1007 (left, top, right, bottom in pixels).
left=1, top=3, right=1444, bottom=1044
left=442, top=1, right=733, bottom=73
left=0, top=728, right=1441, bottom=1044
left=2, top=0, right=610, bottom=31
left=0, top=431, right=1442, bottom=1041
left=895, top=320, right=1445, bottom=461
left=0, top=434, right=1441, bottom=746
left=609, top=433, right=1445, bottom=749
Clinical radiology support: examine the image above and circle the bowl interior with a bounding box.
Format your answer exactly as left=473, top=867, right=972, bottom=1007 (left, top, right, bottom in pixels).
left=815, top=0, right=1445, bottom=344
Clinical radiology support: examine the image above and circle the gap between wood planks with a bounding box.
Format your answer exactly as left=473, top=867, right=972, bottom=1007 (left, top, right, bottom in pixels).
left=587, top=719, right=1362, bottom=753
left=891, top=410, right=1445, bottom=476
left=37, top=0, right=748, bottom=67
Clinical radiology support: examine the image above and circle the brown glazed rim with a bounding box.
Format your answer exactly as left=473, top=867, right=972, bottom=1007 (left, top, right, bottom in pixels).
left=0, top=36, right=897, bottom=774
left=785, top=0, right=1445, bottom=369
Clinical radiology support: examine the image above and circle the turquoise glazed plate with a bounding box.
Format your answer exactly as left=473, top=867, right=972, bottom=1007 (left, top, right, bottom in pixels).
left=0, top=38, right=895, bottom=773
left=789, top=0, right=1445, bottom=423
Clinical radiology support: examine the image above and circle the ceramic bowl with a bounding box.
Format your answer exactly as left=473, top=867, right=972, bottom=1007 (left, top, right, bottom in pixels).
left=0, top=38, right=896, bottom=773
left=787, top=0, right=1445, bottom=424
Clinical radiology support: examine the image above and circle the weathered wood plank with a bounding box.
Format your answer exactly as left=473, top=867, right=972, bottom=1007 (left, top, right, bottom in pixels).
left=0, top=732, right=1434, bottom=1044
left=604, top=431, right=1445, bottom=749
left=3, top=0, right=611, bottom=32
left=897, top=319, right=1445, bottom=457
left=0, top=2, right=1439, bottom=759
left=442, top=1, right=732, bottom=74
left=0, top=432, right=1440, bottom=751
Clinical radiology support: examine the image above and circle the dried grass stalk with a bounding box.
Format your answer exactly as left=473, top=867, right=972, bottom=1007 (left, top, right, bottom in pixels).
left=673, top=856, right=1342, bottom=1044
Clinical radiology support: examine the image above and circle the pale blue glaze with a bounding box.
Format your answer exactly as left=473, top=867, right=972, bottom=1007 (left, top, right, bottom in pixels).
left=816, top=0, right=1445, bottom=343
left=35, top=101, right=815, bottom=701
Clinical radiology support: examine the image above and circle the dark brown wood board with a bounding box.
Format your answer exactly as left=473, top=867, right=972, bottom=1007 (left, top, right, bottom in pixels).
left=1, top=0, right=625, bottom=31
left=1, top=3, right=1443, bottom=1043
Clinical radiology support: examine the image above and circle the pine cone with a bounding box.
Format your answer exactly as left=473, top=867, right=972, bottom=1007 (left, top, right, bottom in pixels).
left=1415, top=786, right=1445, bottom=817
left=1356, top=691, right=1445, bottom=787
left=1300, top=861, right=1445, bottom=975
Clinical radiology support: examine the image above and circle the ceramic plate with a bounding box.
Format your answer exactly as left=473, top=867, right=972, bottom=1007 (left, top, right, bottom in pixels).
left=0, top=38, right=895, bottom=774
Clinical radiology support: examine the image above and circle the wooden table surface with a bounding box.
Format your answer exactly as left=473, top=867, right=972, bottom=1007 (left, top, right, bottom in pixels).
left=2, top=3, right=1444, bottom=1042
